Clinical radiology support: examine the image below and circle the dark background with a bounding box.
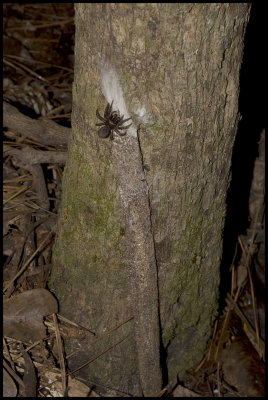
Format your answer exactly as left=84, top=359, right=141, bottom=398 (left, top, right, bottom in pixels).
left=220, top=3, right=265, bottom=304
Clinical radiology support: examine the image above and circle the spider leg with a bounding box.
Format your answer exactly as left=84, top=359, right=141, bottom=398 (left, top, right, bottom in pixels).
left=113, top=114, right=129, bottom=130
left=114, top=117, right=132, bottom=130
left=116, top=118, right=132, bottom=129
left=121, top=117, right=132, bottom=124
left=96, top=122, right=105, bottom=126
left=115, top=129, right=127, bottom=136
left=117, top=122, right=132, bottom=129
left=113, top=115, right=124, bottom=128
left=110, top=130, right=114, bottom=140
left=104, top=100, right=113, bottom=119
left=96, top=108, right=106, bottom=122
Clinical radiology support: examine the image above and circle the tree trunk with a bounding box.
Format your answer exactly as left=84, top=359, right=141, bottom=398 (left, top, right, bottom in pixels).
left=50, top=3, right=251, bottom=397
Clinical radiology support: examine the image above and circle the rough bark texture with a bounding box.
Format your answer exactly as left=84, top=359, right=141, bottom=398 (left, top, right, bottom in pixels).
left=111, top=133, right=162, bottom=396
left=50, top=3, right=250, bottom=396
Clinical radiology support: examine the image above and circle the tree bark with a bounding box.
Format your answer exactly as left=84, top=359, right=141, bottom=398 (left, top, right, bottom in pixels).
left=50, top=3, right=251, bottom=396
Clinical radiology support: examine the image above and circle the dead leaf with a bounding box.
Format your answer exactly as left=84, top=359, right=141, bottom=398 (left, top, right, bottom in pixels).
left=20, top=343, right=37, bottom=397
left=172, top=384, right=202, bottom=397
left=3, top=368, right=18, bottom=397
left=4, top=288, right=58, bottom=342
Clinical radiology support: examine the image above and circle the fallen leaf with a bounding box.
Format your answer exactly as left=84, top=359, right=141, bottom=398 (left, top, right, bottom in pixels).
left=3, top=368, right=18, bottom=397
left=4, top=288, right=58, bottom=342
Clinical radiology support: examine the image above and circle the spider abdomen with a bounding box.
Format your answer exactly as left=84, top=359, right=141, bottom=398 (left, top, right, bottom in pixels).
left=98, top=126, right=111, bottom=138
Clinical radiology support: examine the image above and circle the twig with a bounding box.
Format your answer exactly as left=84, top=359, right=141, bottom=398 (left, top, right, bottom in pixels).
left=226, top=293, right=264, bottom=355
left=3, top=358, right=25, bottom=388
left=68, top=334, right=130, bottom=376
left=52, top=313, right=67, bottom=395
left=217, top=362, right=221, bottom=397
left=3, top=231, right=53, bottom=293
left=3, top=102, right=70, bottom=148
left=66, top=316, right=133, bottom=360
left=4, top=145, right=68, bottom=165
left=3, top=184, right=31, bottom=205
left=5, top=18, right=74, bottom=31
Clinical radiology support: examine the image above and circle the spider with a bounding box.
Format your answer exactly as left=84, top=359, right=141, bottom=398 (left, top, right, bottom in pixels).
left=96, top=100, right=132, bottom=140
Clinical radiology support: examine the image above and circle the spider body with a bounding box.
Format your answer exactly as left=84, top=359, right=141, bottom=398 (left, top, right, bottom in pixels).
left=96, top=101, right=132, bottom=140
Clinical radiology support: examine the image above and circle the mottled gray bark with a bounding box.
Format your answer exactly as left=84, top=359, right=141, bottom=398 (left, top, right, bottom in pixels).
left=50, top=3, right=250, bottom=396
